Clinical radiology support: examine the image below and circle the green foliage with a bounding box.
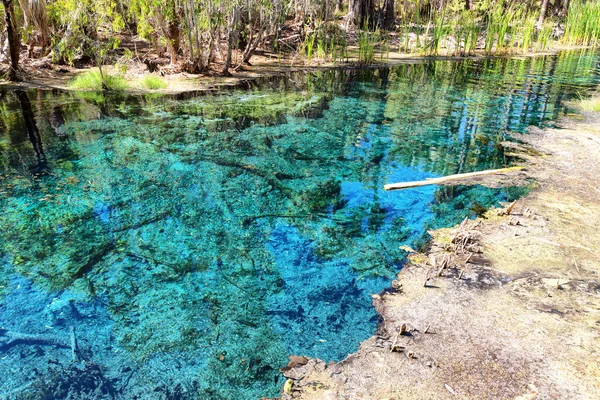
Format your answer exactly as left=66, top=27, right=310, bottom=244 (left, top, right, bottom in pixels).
left=425, top=11, right=448, bottom=55
left=358, top=29, right=379, bottom=65
left=537, top=21, right=553, bottom=51
left=69, top=70, right=128, bottom=91
left=302, top=22, right=347, bottom=63
left=139, top=75, right=168, bottom=90
left=396, top=0, right=567, bottom=56
left=6, top=0, right=600, bottom=74
left=563, top=0, right=600, bottom=46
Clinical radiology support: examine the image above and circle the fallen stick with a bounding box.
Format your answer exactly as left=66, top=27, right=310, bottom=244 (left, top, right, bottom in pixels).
left=383, top=166, right=524, bottom=191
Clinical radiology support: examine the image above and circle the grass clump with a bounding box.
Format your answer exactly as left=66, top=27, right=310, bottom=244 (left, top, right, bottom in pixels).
left=563, top=0, right=600, bottom=46
left=578, top=97, right=600, bottom=112
left=70, top=70, right=127, bottom=91
left=140, top=75, right=168, bottom=90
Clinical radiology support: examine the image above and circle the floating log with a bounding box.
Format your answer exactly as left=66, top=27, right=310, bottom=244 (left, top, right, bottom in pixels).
left=383, top=166, right=524, bottom=191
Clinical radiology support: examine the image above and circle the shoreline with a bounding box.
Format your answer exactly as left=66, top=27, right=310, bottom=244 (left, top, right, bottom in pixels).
left=0, top=45, right=595, bottom=95
left=279, top=106, right=600, bottom=399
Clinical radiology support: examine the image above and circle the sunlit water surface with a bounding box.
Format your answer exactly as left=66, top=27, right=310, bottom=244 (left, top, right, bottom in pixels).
left=1, top=50, right=599, bottom=399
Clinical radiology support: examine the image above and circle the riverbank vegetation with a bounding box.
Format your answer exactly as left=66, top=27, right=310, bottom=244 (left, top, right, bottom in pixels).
left=1, top=0, right=599, bottom=84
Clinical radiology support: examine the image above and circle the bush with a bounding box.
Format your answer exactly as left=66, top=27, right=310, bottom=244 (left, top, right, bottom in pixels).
left=140, top=75, right=168, bottom=90
left=69, top=70, right=127, bottom=91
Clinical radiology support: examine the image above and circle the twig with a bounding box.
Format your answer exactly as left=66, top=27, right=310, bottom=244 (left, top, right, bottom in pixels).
left=423, top=269, right=431, bottom=287
left=465, top=252, right=473, bottom=264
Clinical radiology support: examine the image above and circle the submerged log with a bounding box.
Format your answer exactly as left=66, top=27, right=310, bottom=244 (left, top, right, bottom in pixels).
left=383, top=166, right=524, bottom=191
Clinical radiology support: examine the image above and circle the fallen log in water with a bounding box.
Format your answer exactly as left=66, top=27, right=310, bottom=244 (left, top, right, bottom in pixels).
left=383, top=166, right=524, bottom=191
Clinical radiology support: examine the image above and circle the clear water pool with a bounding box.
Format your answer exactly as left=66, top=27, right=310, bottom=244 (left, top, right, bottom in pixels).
left=1, top=50, right=599, bottom=399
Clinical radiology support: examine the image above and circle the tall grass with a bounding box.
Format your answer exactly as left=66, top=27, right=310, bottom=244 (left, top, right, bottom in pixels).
left=485, top=6, right=517, bottom=54
left=69, top=70, right=127, bottom=91
left=358, top=28, right=379, bottom=64
left=520, top=17, right=536, bottom=53
left=537, top=22, right=553, bottom=51
left=395, top=2, right=572, bottom=56
left=563, top=0, right=600, bottom=46
left=302, top=23, right=347, bottom=63
left=305, top=33, right=316, bottom=61
left=425, top=12, right=447, bottom=55
left=140, top=75, right=167, bottom=90
left=451, top=11, right=480, bottom=55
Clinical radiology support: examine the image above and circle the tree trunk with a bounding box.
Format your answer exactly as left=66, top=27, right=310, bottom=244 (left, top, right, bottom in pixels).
left=166, top=2, right=180, bottom=65
left=2, top=0, right=20, bottom=81
left=349, top=0, right=376, bottom=29
left=382, top=0, right=395, bottom=30
left=465, top=0, right=471, bottom=11
left=222, top=8, right=239, bottom=76
left=538, top=0, right=550, bottom=26
left=167, top=22, right=179, bottom=64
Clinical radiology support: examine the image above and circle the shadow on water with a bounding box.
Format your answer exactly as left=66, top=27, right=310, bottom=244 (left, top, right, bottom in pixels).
left=0, top=50, right=599, bottom=399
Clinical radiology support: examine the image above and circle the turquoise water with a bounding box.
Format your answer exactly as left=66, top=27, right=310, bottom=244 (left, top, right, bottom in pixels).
left=1, top=51, right=599, bottom=399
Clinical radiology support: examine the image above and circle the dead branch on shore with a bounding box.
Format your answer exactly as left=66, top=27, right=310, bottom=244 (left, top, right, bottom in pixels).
left=383, top=166, right=524, bottom=191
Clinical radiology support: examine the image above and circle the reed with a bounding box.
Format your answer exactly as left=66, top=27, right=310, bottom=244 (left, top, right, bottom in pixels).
left=451, top=11, right=480, bottom=55
left=520, top=17, right=536, bottom=53
left=358, top=29, right=378, bottom=64
left=358, top=20, right=378, bottom=65
left=425, top=12, right=447, bottom=55
left=305, top=33, right=316, bottom=61
left=563, top=0, right=600, bottom=46
left=536, top=21, right=553, bottom=51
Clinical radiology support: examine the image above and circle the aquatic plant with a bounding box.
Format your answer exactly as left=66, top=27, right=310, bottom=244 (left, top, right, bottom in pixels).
left=302, top=23, right=347, bottom=63
left=69, top=70, right=128, bottom=91
left=536, top=21, right=554, bottom=51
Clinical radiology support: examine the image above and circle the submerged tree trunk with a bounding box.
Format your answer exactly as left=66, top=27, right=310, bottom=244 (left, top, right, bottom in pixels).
left=2, top=0, right=20, bottom=81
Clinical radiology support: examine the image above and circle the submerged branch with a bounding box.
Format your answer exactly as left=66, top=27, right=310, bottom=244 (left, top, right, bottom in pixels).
left=0, top=328, right=70, bottom=350
left=384, top=167, right=525, bottom=191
